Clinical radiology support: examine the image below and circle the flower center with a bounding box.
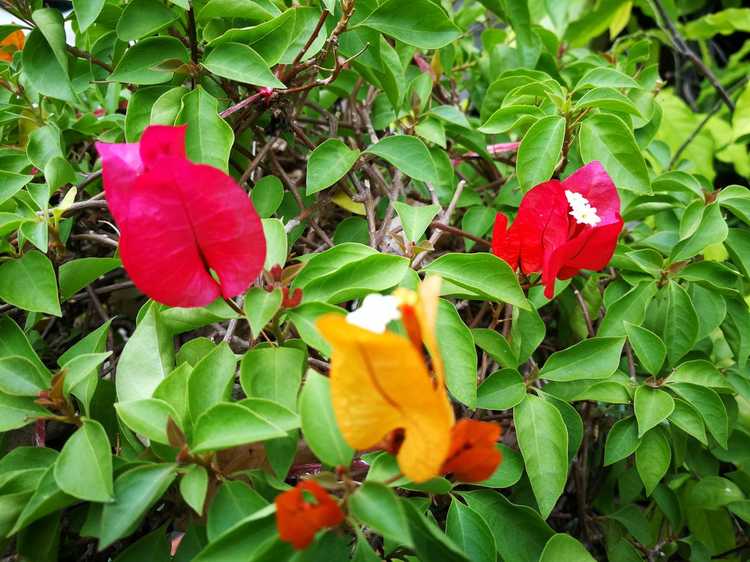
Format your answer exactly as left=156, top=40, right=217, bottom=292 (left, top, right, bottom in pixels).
left=346, top=294, right=402, bottom=333
left=565, top=190, right=601, bottom=226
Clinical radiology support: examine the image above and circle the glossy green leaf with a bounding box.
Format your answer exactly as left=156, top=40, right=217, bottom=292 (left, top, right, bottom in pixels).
left=538, top=337, right=625, bottom=381
left=306, top=139, right=360, bottom=195
left=0, top=251, right=60, bottom=316
left=99, top=464, right=177, bottom=549
left=634, top=385, right=674, bottom=437
left=516, top=115, right=565, bottom=192
left=203, top=43, right=285, bottom=88
left=393, top=202, right=441, bottom=243
left=514, top=394, right=568, bottom=518
left=423, top=253, right=528, bottom=308
left=54, top=419, right=113, bottom=502
left=299, top=370, right=353, bottom=467
left=360, top=0, right=460, bottom=49
left=579, top=113, right=650, bottom=193
left=364, top=135, right=438, bottom=183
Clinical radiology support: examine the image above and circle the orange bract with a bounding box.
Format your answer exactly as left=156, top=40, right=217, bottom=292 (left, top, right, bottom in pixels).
left=0, top=31, right=25, bottom=62
left=441, top=419, right=502, bottom=482
left=275, top=480, right=344, bottom=550
left=316, top=277, right=454, bottom=483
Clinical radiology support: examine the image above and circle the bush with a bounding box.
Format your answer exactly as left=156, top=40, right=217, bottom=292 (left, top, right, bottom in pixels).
left=1, top=0, right=749, bottom=560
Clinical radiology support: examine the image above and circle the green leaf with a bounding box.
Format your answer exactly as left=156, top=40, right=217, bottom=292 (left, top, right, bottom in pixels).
left=669, top=398, right=707, bottom=445
left=243, top=287, right=282, bottom=338
left=401, top=500, right=469, bottom=562
left=117, top=0, right=178, bottom=41
left=176, top=87, right=235, bottom=172
left=437, top=299, right=477, bottom=407
left=0, top=171, right=33, bottom=205
left=60, top=352, right=110, bottom=397
left=575, top=67, right=641, bottom=90
left=191, top=403, right=286, bottom=452
left=688, top=476, right=745, bottom=509
left=301, top=254, right=409, bottom=304
left=516, top=115, right=566, bottom=192
left=579, top=113, right=650, bottom=193
left=360, top=0, right=460, bottom=49
left=733, top=82, right=750, bottom=143
left=573, top=87, right=642, bottom=116
left=472, top=329, right=517, bottom=368
left=663, top=281, right=698, bottom=366
left=53, top=419, right=113, bottom=502
left=349, top=482, right=413, bottom=547
left=187, top=342, right=237, bottom=421
left=635, top=427, right=671, bottom=496
left=477, top=369, right=526, bottom=410
left=192, top=512, right=278, bottom=562
left=239, top=347, right=304, bottom=410
left=59, top=258, right=121, bottom=300
left=446, top=499, right=496, bottom=562
left=26, top=125, right=62, bottom=170
left=514, top=394, right=569, bottom=518
left=73, top=0, right=104, bottom=31
left=198, top=0, right=273, bottom=22
left=108, top=37, right=189, bottom=85
left=462, top=490, right=554, bottom=562
left=261, top=218, right=288, bottom=270
left=0, top=251, right=61, bottom=316
left=115, top=399, right=179, bottom=444
left=113, top=527, right=171, bottom=562
left=604, top=416, right=640, bottom=466
left=31, top=9, right=68, bottom=74
left=207, top=480, right=267, bottom=540
left=539, top=534, right=596, bottom=562
left=634, top=385, right=674, bottom=437
left=538, top=337, right=625, bottom=381
left=667, top=359, right=733, bottom=391
left=150, top=86, right=188, bottom=125
left=125, top=86, right=171, bottom=142
left=669, top=382, right=728, bottom=448
left=422, top=253, right=528, bottom=308
left=364, top=135, right=438, bottom=183
left=0, top=392, right=49, bottom=432
left=479, top=105, right=544, bottom=134
left=393, top=202, right=441, bottom=243
left=293, top=243, right=376, bottom=289
left=0, top=356, right=48, bottom=396
left=299, top=371, right=354, bottom=467
left=285, top=302, right=344, bottom=356
left=306, top=139, right=360, bottom=195
left=251, top=175, right=284, bottom=218
left=180, top=464, right=208, bottom=515
left=116, top=303, right=174, bottom=403
left=12, top=466, right=75, bottom=534
left=598, top=281, right=657, bottom=337
left=22, top=29, right=76, bottom=103
left=99, top=464, right=177, bottom=549
left=671, top=202, right=728, bottom=261
left=624, top=322, right=665, bottom=375
left=203, top=43, right=285, bottom=88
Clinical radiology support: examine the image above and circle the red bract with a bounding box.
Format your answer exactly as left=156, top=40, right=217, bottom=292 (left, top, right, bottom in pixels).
left=96, top=125, right=266, bottom=307
left=275, top=480, right=344, bottom=550
left=492, top=161, right=623, bottom=298
left=441, top=419, right=502, bottom=482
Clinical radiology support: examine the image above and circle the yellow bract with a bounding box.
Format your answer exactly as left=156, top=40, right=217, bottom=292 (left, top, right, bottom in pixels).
left=316, top=276, right=454, bottom=483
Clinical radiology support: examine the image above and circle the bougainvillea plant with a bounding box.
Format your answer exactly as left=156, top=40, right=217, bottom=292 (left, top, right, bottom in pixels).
left=0, top=0, right=749, bottom=560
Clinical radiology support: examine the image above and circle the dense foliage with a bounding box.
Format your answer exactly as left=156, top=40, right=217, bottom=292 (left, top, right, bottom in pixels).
left=0, top=0, right=749, bottom=560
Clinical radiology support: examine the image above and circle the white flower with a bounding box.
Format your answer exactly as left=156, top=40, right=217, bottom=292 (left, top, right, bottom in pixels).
left=346, top=294, right=402, bottom=334
left=565, top=189, right=601, bottom=226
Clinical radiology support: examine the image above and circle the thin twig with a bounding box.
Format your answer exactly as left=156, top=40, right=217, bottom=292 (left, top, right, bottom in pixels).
left=650, top=0, right=734, bottom=112
left=412, top=180, right=465, bottom=268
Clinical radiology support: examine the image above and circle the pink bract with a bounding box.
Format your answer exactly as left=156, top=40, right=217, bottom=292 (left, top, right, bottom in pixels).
left=96, top=125, right=266, bottom=308
left=492, top=161, right=624, bottom=298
